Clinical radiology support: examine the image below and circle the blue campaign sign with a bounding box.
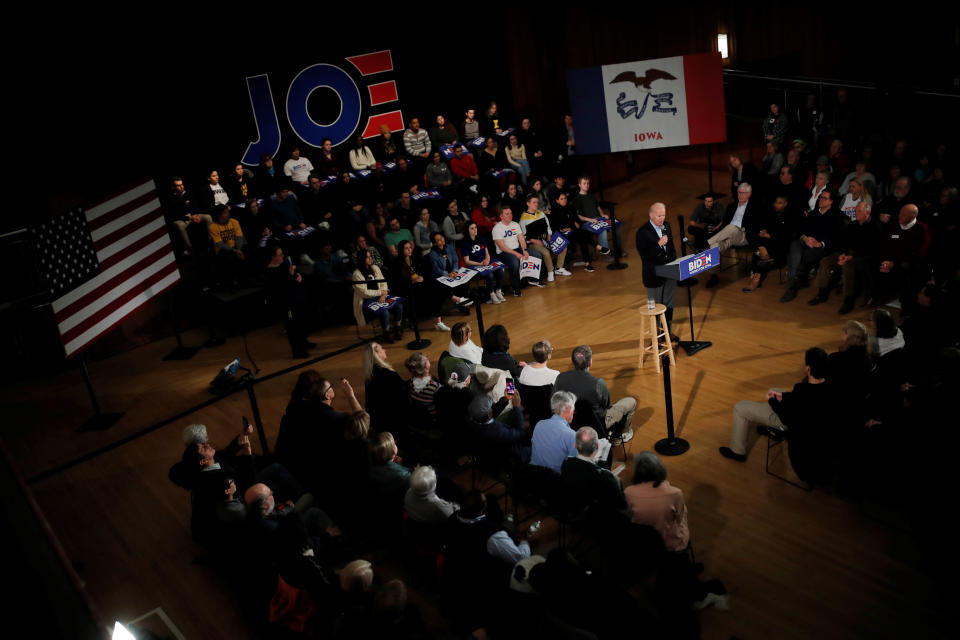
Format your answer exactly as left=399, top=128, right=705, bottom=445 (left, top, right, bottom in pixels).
left=549, top=231, right=570, bottom=253
left=683, top=246, right=720, bottom=277
left=584, top=218, right=624, bottom=235
left=363, top=296, right=404, bottom=314
left=469, top=260, right=506, bottom=273
left=411, top=189, right=441, bottom=201
left=469, top=136, right=485, bottom=148
left=656, top=247, right=721, bottom=281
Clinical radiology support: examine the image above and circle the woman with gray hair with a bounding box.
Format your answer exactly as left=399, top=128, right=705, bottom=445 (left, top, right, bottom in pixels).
left=404, top=465, right=459, bottom=525
left=405, top=352, right=441, bottom=421
left=623, top=451, right=689, bottom=552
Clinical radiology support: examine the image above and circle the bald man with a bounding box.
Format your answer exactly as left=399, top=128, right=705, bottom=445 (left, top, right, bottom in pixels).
left=636, top=202, right=678, bottom=339
left=869, top=204, right=931, bottom=310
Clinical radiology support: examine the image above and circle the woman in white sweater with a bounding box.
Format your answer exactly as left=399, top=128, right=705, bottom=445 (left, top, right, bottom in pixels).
left=348, top=135, right=377, bottom=171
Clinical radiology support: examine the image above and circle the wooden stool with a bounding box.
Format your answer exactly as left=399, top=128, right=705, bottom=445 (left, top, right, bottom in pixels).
left=638, top=303, right=676, bottom=373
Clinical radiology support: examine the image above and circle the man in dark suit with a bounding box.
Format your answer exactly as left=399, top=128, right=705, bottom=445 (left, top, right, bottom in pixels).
left=705, top=182, right=761, bottom=287
left=560, top=427, right=628, bottom=535
left=635, top=202, right=678, bottom=340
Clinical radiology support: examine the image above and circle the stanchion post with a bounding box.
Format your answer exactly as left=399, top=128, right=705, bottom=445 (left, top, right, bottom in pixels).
left=245, top=380, right=269, bottom=455
left=405, top=283, right=431, bottom=351
left=654, top=354, right=690, bottom=456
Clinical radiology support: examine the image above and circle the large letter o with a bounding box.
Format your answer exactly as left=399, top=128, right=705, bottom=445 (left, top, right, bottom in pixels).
left=286, top=64, right=361, bottom=148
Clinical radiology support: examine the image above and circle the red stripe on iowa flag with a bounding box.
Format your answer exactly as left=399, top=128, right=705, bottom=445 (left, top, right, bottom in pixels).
left=683, top=52, right=727, bottom=146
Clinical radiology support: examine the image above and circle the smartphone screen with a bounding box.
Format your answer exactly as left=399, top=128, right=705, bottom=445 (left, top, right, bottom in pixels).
left=505, top=378, right=516, bottom=395
left=242, top=416, right=251, bottom=433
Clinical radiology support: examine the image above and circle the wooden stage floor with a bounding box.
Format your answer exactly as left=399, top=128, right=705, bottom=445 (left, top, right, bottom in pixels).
left=2, top=163, right=954, bottom=639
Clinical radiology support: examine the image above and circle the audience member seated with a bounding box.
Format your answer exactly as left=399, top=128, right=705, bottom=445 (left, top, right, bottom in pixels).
left=393, top=239, right=451, bottom=332
left=283, top=146, right=314, bottom=187
left=459, top=221, right=506, bottom=304
left=434, top=362, right=476, bottom=455
left=405, top=352, right=441, bottom=425
left=243, top=484, right=344, bottom=595
left=816, top=203, right=883, bottom=309
left=530, top=390, right=578, bottom=474
left=464, top=392, right=531, bottom=468
left=871, top=308, right=905, bottom=358
left=405, top=465, right=459, bottom=526
left=518, top=339, right=560, bottom=387
left=427, top=232, right=473, bottom=310
left=560, top=427, right=628, bottom=525
left=414, top=208, right=439, bottom=256
left=481, top=323, right=526, bottom=379
left=555, top=344, right=637, bottom=441
left=492, top=205, right=544, bottom=295
left=471, top=194, right=498, bottom=236
left=520, top=193, right=569, bottom=282
left=254, top=153, right=280, bottom=198
left=869, top=204, right=931, bottom=311
left=450, top=144, right=479, bottom=200
left=164, top=176, right=211, bottom=256
left=505, top=133, right=531, bottom=186
left=402, top=117, right=432, bottom=169
left=200, top=169, right=231, bottom=213
left=448, top=321, right=483, bottom=363
left=705, top=182, right=760, bottom=288
left=348, top=135, right=377, bottom=172
left=373, top=124, right=400, bottom=165
left=719, top=347, right=834, bottom=463
left=352, top=248, right=403, bottom=342
left=315, top=138, right=341, bottom=177
left=208, top=204, right=248, bottom=285
left=741, top=195, right=792, bottom=292
left=425, top=151, right=454, bottom=195
left=686, top=194, right=724, bottom=252
left=442, top=490, right=532, bottom=631
left=271, top=187, right=307, bottom=234
left=383, top=217, right=414, bottom=256
left=780, top=188, right=843, bottom=302
left=225, top=163, right=255, bottom=205
left=367, top=432, right=413, bottom=510
left=500, top=182, right=524, bottom=216
left=624, top=451, right=689, bottom=552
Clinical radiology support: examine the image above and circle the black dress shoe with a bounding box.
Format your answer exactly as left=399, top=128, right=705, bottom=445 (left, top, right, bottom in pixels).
left=807, top=294, right=827, bottom=306
left=718, top=447, right=747, bottom=462
left=780, top=288, right=798, bottom=303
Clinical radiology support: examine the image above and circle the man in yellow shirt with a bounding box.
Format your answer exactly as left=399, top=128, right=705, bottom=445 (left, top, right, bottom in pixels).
left=208, top=205, right=248, bottom=284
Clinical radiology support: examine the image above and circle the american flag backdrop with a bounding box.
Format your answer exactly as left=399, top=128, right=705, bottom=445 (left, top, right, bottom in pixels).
left=32, top=180, right=180, bottom=358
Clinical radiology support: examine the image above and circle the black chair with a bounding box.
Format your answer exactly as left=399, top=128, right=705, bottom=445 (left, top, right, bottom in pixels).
left=516, top=382, right=554, bottom=426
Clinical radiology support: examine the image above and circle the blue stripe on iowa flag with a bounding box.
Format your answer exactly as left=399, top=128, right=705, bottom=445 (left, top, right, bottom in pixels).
left=567, top=66, right=610, bottom=155
left=31, top=208, right=101, bottom=299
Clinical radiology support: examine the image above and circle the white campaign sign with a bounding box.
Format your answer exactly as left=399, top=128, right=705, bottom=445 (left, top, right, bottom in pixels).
left=436, top=268, right=477, bottom=287
left=519, top=255, right=542, bottom=280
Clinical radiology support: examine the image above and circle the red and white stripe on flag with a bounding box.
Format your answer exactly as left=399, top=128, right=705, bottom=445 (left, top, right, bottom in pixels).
left=51, top=180, right=180, bottom=357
